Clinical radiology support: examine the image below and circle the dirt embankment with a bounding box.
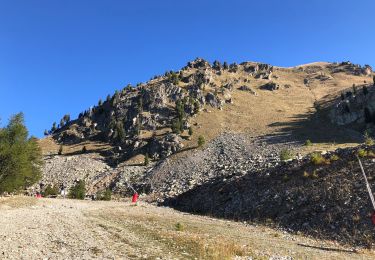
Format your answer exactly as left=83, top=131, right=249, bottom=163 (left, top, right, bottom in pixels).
left=166, top=146, right=375, bottom=247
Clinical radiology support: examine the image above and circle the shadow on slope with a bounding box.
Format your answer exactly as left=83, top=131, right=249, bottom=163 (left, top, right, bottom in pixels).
left=164, top=147, right=375, bottom=247
left=266, top=104, right=363, bottom=145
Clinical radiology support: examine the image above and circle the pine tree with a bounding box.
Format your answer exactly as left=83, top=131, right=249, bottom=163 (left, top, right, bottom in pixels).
left=0, top=113, right=43, bottom=193
left=363, top=86, right=369, bottom=96
left=352, top=84, right=357, bottom=95
left=51, top=122, right=57, bottom=132
left=144, top=153, right=150, bottom=166
left=63, top=114, right=70, bottom=123
left=364, top=108, right=372, bottom=123
left=69, top=180, right=86, bottom=199
left=58, top=144, right=63, bottom=155
left=188, top=127, right=193, bottom=136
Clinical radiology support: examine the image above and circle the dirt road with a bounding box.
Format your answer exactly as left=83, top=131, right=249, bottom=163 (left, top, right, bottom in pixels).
left=0, top=197, right=373, bottom=259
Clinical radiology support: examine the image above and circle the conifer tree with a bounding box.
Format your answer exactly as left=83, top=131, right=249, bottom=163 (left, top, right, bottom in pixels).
left=0, top=113, right=43, bottom=193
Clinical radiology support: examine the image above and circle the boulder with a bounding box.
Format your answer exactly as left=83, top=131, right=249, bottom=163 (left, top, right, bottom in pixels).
left=148, top=134, right=184, bottom=159
left=260, top=82, right=280, bottom=91
left=238, top=85, right=257, bottom=95
left=205, top=92, right=224, bottom=108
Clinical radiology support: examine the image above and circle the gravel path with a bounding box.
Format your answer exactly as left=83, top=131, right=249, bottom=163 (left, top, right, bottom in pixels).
left=0, top=197, right=374, bottom=259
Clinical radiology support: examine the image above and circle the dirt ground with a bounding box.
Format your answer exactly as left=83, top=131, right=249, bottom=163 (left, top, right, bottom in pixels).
left=0, top=196, right=374, bottom=259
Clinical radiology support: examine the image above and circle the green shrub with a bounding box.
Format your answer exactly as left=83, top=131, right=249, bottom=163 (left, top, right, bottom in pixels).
left=310, top=152, right=327, bottom=165
left=279, top=149, right=293, bottom=161
left=0, top=113, right=43, bottom=193
left=175, top=222, right=185, bottom=231
left=304, top=139, right=312, bottom=146
left=358, top=149, right=367, bottom=158
left=168, top=72, right=179, bottom=85
left=43, top=185, right=59, bottom=197
left=97, top=188, right=112, bottom=201
left=69, top=180, right=86, bottom=199
left=198, top=135, right=205, bottom=147
left=364, top=131, right=375, bottom=146
left=330, top=154, right=340, bottom=161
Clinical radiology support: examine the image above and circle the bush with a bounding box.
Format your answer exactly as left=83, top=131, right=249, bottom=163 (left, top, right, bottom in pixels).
left=69, top=180, right=86, bottom=199
left=304, top=139, right=312, bottom=146
left=198, top=135, right=205, bottom=147
left=175, top=222, right=185, bottom=231
left=168, top=72, right=179, bottom=85
left=97, top=188, right=111, bottom=201
left=43, top=185, right=59, bottom=197
left=82, top=146, right=87, bottom=153
left=0, top=113, right=43, bottom=193
left=330, top=154, right=340, bottom=161
left=364, top=131, right=375, bottom=146
left=358, top=149, right=367, bottom=158
left=310, top=152, right=327, bottom=165
left=279, top=149, right=293, bottom=161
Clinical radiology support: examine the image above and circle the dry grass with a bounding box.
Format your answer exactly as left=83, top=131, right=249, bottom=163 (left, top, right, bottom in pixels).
left=0, top=196, right=36, bottom=209
left=84, top=201, right=375, bottom=260
left=38, top=137, right=112, bottom=156
left=181, top=64, right=370, bottom=153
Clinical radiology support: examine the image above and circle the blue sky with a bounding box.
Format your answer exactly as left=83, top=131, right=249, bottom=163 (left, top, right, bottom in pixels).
left=1, top=0, right=374, bottom=137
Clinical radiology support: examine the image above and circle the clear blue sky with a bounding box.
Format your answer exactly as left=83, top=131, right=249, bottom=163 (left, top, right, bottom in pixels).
left=1, top=0, right=374, bottom=137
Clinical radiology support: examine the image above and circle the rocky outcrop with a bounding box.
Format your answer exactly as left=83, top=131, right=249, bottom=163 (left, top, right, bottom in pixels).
left=205, top=92, right=224, bottom=108
left=329, top=85, right=375, bottom=126
left=147, top=134, right=184, bottom=159
left=329, top=61, right=373, bottom=76
left=260, top=82, right=280, bottom=91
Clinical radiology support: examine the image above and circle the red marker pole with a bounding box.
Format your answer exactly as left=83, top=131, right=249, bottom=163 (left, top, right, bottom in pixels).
left=132, top=192, right=138, bottom=203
